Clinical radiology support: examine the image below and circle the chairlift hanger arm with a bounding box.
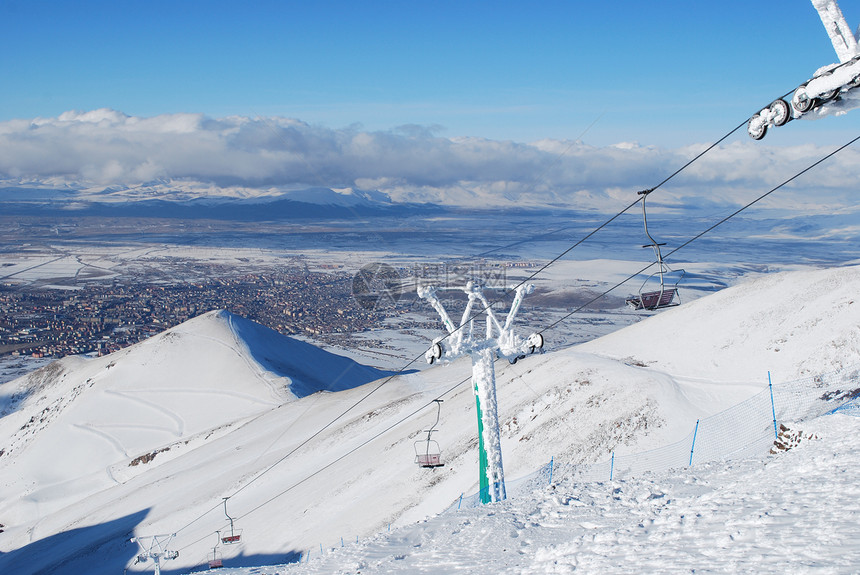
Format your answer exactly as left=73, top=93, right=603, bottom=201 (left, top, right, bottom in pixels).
left=503, top=283, right=534, bottom=331
left=639, top=190, right=662, bottom=252
left=465, top=281, right=505, bottom=336
left=430, top=399, right=442, bottom=430
left=418, top=285, right=457, bottom=335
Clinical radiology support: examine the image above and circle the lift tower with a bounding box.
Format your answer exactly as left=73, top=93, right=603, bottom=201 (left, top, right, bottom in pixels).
left=419, top=281, right=543, bottom=503
left=130, top=534, right=179, bottom=575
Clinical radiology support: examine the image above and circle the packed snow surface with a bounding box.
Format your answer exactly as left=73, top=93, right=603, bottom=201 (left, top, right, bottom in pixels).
left=0, top=266, right=859, bottom=574
left=249, top=414, right=860, bottom=574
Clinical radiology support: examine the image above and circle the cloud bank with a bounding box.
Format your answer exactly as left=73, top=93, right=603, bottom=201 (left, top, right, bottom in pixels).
left=1, top=109, right=858, bottom=215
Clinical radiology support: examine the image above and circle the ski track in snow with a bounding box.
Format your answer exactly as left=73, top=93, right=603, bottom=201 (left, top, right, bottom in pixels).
left=100, top=388, right=187, bottom=437
left=70, top=423, right=132, bottom=462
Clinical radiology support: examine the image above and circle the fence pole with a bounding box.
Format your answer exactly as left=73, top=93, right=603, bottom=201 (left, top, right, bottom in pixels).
left=458, top=493, right=463, bottom=510
left=548, top=456, right=554, bottom=485
left=769, top=371, right=778, bottom=439
left=689, top=419, right=699, bottom=466
left=320, top=543, right=323, bottom=554
left=341, top=537, right=344, bottom=547
left=610, top=452, right=615, bottom=481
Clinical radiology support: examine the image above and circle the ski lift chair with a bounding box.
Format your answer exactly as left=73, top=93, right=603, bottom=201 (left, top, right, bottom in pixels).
left=414, top=400, right=445, bottom=468
left=209, top=532, right=223, bottom=569
left=626, top=189, right=685, bottom=311
left=220, top=498, right=243, bottom=545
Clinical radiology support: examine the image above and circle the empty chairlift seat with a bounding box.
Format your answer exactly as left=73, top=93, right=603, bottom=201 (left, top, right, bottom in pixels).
left=626, top=287, right=679, bottom=310
left=414, top=399, right=445, bottom=468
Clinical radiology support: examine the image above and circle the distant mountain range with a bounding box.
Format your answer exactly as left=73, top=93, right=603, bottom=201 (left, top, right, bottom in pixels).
left=0, top=183, right=445, bottom=220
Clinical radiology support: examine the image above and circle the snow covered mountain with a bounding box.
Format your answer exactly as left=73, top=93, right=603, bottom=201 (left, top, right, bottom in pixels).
left=0, top=180, right=393, bottom=207
left=0, top=311, right=392, bottom=545
left=0, top=182, right=408, bottom=221
left=1, top=266, right=859, bottom=574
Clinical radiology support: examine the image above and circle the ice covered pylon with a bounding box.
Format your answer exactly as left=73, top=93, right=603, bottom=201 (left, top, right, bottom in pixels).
left=418, top=281, right=544, bottom=503
left=130, top=534, right=179, bottom=575
left=749, top=0, right=860, bottom=139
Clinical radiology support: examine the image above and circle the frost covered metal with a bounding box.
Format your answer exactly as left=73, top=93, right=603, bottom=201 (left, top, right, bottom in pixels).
left=749, top=0, right=860, bottom=139
left=418, top=281, right=543, bottom=503
left=130, top=534, right=179, bottom=575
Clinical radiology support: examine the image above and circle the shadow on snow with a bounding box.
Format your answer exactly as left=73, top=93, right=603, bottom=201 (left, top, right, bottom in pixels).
left=0, top=508, right=149, bottom=575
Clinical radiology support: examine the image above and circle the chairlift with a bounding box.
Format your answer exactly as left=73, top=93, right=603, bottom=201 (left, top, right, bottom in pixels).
left=626, top=189, right=685, bottom=311
left=220, top=498, right=243, bottom=545
left=209, top=531, right=223, bottom=569
left=414, top=399, right=444, bottom=468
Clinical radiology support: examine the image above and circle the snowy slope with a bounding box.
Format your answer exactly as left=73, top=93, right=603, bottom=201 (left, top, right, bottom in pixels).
left=1, top=266, right=859, bottom=574
left=264, top=413, right=860, bottom=574
left=0, top=310, right=391, bottom=529
left=579, top=265, right=860, bottom=383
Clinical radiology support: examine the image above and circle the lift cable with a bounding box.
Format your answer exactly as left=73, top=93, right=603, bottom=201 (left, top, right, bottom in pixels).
left=227, top=133, right=860, bottom=535
left=175, top=373, right=475, bottom=552
left=170, top=130, right=859, bottom=554
left=167, top=108, right=759, bottom=543
left=474, top=116, right=750, bottom=260
left=173, top=360, right=426, bottom=536
left=537, top=132, right=860, bottom=336
left=166, top=96, right=813, bottom=549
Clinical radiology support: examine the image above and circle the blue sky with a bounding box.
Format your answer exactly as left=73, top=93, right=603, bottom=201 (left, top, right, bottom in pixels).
left=2, top=0, right=860, bottom=216
left=3, top=0, right=860, bottom=147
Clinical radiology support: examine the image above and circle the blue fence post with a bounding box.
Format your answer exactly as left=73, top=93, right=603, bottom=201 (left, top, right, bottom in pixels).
left=341, top=536, right=344, bottom=547
left=457, top=492, right=463, bottom=510
left=320, top=543, right=323, bottom=554
left=689, top=419, right=700, bottom=466
left=609, top=452, right=615, bottom=481
left=769, top=371, right=778, bottom=439
left=548, top=456, right=554, bottom=485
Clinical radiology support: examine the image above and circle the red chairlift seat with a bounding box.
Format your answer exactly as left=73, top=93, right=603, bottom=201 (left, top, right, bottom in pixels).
left=626, top=287, right=679, bottom=310
left=418, top=453, right=442, bottom=467
left=627, top=189, right=685, bottom=312
left=210, top=531, right=224, bottom=568
left=220, top=498, right=243, bottom=545
left=415, top=441, right=444, bottom=468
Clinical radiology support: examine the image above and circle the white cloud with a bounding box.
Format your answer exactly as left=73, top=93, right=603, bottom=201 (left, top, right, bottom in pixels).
left=0, top=108, right=857, bottom=214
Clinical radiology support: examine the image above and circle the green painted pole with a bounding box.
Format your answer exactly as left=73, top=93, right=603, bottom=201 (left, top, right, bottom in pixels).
left=475, top=380, right=490, bottom=503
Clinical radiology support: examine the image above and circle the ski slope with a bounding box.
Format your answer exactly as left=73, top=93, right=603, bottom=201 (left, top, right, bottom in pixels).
left=0, top=265, right=858, bottom=574
left=0, top=310, right=393, bottom=548
left=266, top=413, right=860, bottom=574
